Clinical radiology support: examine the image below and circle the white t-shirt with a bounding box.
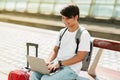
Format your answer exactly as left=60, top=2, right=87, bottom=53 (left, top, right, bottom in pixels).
left=55, top=26, right=91, bottom=74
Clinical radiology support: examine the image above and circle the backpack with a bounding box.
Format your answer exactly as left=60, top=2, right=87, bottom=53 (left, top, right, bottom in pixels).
left=58, top=27, right=93, bottom=71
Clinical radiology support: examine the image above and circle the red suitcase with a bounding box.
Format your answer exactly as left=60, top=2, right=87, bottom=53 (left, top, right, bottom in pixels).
left=8, top=43, right=38, bottom=80
left=8, top=70, right=30, bottom=80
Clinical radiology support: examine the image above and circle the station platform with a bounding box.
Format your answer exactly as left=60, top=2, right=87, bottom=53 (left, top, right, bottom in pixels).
left=0, top=22, right=120, bottom=80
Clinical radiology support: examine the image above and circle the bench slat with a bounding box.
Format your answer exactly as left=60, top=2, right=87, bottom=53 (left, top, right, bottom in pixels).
left=94, top=39, right=120, bottom=51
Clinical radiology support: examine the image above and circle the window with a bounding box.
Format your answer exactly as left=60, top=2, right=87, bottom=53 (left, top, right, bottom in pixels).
left=56, top=0, right=71, bottom=4
left=53, top=4, right=66, bottom=15
left=118, top=0, right=120, bottom=4
left=5, top=0, right=17, bottom=11
left=27, top=2, right=39, bottom=13
left=15, top=0, right=27, bottom=12
left=40, top=0, right=55, bottom=3
left=95, top=0, right=114, bottom=4
left=74, top=0, right=91, bottom=4
left=74, top=0, right=91, bottom=17
left=114, top=5, right=120, bottom=18
left=29, top=0, right=40, bottom=3
left=91, top=0, right=115, bottom=18
left=92, top=5, right=114, bottom=18
left=0, top=0, right=6, bottom=10
left=40, top=4, right=54, bottom=15
left=78, top=4, right=90, bottom=17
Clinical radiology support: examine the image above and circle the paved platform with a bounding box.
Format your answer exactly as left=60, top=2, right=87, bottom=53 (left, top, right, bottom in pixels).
left=0, top=22, right=120, bottom=80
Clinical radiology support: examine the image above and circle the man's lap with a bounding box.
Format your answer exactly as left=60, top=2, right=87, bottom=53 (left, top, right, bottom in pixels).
left=30, top=67, right=78, bottom=80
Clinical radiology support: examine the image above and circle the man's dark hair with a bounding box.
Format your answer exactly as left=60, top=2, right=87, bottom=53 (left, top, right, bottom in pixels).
left=60, top=4, right=79, bottom=20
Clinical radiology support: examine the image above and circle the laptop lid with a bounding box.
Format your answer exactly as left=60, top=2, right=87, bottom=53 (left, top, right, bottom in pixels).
left=26, top=56, right=50, bottom=74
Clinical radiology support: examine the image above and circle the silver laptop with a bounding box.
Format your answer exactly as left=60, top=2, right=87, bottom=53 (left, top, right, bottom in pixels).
left=26, top=56, right=50, bottom=74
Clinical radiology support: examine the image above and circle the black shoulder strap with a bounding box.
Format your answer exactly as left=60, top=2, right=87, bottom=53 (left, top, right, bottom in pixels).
left=75, top=29, right=86, bottom=54
left=58, top=28, right=85, bottom=53
left=58, top=28, right=68, bottom=48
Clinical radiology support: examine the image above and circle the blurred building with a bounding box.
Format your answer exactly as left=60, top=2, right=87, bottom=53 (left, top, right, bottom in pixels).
left=0, top=0, right=120, bottom=21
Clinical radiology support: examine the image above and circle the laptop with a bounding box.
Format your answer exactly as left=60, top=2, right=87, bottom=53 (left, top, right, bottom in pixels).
left=26, top=56, right=50, bottom=74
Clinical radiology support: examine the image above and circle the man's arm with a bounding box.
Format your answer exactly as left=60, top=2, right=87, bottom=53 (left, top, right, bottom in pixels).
left=61, top=51, right=87, bottom=66
left=45, top=46, right=59, bottom=65
left=47, top=51, right=88, bottom=72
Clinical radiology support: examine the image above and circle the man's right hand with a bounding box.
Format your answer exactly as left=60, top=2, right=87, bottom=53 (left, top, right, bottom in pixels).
left=45, top=60, right=51, bottom=66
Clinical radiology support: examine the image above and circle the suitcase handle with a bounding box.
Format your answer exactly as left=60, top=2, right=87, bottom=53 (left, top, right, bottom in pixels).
left=26, top=43, right=38, bottom=57
left=26, top=42, right=38, bottom=67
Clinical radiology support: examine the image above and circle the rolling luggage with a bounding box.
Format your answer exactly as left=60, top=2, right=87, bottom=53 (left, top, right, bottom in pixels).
left=8, top=43, right=38, bottom=80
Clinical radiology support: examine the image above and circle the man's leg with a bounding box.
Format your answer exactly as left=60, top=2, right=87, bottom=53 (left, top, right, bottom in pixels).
left=41, top=67, right=78, bottom=80
left=29, top=71, right=43, bottom=80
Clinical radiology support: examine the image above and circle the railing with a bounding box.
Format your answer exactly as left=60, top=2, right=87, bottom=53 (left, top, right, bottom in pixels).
left=88, top=38, right=120, bottom=79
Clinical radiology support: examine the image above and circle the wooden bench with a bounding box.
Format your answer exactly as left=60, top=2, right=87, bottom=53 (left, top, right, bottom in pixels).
left=78, top=38, right=120, bottom=80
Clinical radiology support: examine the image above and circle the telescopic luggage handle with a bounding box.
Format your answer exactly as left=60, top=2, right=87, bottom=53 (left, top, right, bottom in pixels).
left=26, top=42, right=38, bottom=68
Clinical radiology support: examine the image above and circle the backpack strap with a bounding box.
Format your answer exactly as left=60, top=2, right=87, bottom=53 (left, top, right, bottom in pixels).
left=58, top=27, right=85, bottom=53
left=58, top=28, right=68, bottom=49
left=75, top=28, right=86, bottom=54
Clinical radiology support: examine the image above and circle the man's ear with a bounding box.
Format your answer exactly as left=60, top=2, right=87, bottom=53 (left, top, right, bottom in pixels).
left=75, top=15, right=78, bottom=21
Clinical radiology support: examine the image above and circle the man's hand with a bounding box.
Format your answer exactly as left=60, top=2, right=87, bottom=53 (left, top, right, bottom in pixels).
left=47, top=61, right=59, bottom=73
left=45, top=60, right=50, bottom=66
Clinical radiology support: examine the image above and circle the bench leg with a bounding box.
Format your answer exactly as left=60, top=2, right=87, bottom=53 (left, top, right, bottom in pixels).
left=88, top=48, right=103, bottom=78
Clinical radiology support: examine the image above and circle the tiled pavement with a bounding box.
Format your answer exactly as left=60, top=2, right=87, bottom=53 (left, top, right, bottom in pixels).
left=0, top=22, right=120, bottom=80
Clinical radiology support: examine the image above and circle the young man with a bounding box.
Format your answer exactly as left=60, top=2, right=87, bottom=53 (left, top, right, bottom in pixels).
left=30, top=3, right=91, bottom=80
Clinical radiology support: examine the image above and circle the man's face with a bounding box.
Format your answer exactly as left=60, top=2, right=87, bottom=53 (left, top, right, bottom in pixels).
left=62, top=15, right=78, bottom=28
